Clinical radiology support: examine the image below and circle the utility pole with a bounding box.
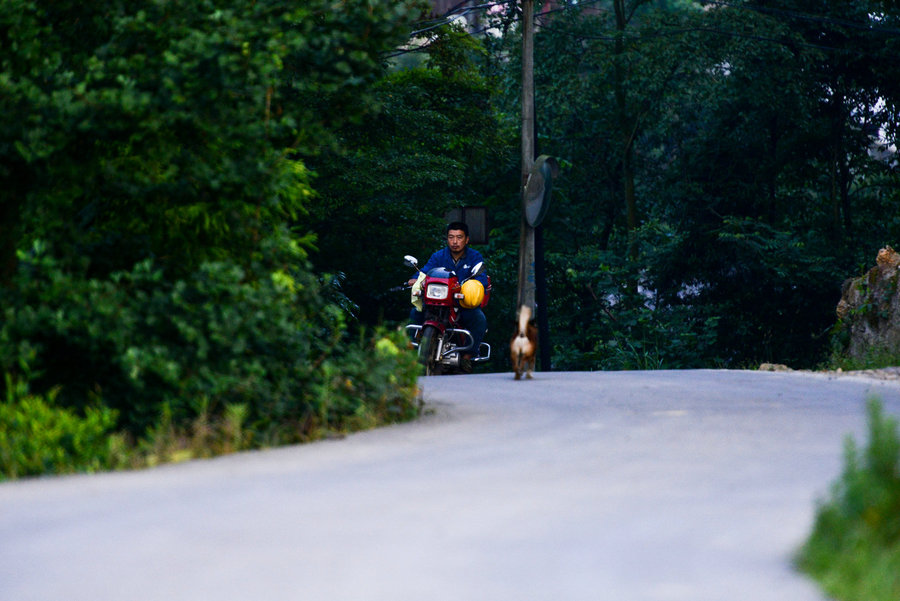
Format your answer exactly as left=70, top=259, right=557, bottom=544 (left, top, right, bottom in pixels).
left=516, top=0, right=536, bottom=312
left=517, top=0, right=555, bottom=371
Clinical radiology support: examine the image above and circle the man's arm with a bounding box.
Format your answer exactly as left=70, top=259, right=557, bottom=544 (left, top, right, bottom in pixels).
left=420, top=251, right=440, bottom=274
left=468, top=249, right=489, bottom=286
left=408, top=250, right=442, bottom=285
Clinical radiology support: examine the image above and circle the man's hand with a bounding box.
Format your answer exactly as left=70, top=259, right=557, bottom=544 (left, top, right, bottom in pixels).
left=407, top=278, right=417, bottom=287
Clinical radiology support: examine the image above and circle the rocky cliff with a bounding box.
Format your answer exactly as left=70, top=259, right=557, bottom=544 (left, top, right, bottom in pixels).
left=835, top=246, right=900, bottom=361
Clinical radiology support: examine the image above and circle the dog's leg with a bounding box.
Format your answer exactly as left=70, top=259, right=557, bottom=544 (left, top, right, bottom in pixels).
left=512, top=350, right=522, bottom=380
left=511, top=305, right=533, bottom=380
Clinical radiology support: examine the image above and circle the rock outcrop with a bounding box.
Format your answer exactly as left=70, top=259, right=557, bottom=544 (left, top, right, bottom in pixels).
left=835, top=246, right=900, bottom=360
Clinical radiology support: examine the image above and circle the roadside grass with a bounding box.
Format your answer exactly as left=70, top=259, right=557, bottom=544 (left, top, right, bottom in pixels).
left=1, top=329, right=423, bottom=480
left=827, top=345, right=900, bottom=372
left=0, top=380, right=273, bottom=478
left=2, top=381, right=423, bottom=480
left=795, top=397, right=900, bottom=601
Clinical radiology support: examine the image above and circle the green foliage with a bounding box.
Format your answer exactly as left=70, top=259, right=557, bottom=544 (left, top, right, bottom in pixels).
left=1, top=0, right=425, bottom=279
left=0, top=375, right=118, bottom=479
left=829, top=346, right=900, bottom=373
left=797, top=398, right=900, bottom=601
left=313, top=329, right=422, bottom=432
left=474, top=0, right=899, bottom=371
left=549, top=233, right=722, bottom=371
left=136, top=400, right=253, bottom=467
left=0, top=0, right=427, bottom=477
left=696, top=217, right=841, bottom=366
left=304, top=28, right=517, bottom=325
left=0, top=248, right=421, bottom=448
left=424, top=21, right=486, bottom=77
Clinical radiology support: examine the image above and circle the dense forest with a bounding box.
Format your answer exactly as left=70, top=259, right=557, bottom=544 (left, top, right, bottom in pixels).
left=310, top=0, right=900, bottom=372
left=2, top=0, right=900, bottom=470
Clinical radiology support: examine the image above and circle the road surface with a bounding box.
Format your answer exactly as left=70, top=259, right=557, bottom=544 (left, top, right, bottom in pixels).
left=2, top=369, right=900, bottom=601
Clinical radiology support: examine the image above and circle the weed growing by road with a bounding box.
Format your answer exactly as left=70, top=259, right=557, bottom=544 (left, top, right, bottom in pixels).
left=796, top=397, right=900, bottom=601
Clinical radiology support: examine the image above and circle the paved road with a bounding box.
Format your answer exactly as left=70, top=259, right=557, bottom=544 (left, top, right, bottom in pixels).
left=3, top=369, right=900, bottom=601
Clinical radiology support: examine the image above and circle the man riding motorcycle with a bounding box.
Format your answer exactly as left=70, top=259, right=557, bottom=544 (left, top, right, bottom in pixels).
left=408, top=221, right=488, bottom=371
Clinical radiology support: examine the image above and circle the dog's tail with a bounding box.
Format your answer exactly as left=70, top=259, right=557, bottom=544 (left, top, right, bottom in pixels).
left=517, top=305, right=532, bottom=338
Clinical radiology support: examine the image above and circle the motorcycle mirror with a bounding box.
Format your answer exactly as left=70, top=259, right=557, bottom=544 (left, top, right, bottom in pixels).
left=470, top=261, right=483, bottom=277
left=403, top=255, right=418, bottom=269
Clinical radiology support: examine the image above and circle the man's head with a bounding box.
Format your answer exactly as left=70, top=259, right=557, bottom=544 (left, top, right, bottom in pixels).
left=446, top=221, right=470, bottom=257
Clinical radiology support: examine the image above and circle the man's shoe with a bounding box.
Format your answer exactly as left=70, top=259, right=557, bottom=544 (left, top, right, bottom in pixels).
left=460, top=356, right=473, bottom=374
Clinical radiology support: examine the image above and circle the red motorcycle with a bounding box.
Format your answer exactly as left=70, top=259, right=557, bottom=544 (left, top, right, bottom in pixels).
left=403, top=255, right=491, bottom=376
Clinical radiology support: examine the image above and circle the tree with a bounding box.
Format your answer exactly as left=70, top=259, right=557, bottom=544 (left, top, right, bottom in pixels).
left=1, top=0, right=425, bottom=278
left=303, top=25, right=517, bottom=325
left=751, top=0, right=900, bottom=242
left=484, top=0, right=900, bottom=368
left=0, top=0, right=429, bottom=447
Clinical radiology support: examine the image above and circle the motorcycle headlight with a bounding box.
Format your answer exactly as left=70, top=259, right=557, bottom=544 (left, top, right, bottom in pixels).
left=425, top=284, right=449, bottom=300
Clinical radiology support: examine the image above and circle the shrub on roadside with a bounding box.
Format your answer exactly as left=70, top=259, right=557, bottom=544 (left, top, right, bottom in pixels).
left=0, top=376, right=118, bottom=479
left=0, top=247, right=422, bottom=476
left=827, top=343, right=900, bottom=373
left=313, top=330, right=422, bottom=432
left=796, top=397, right=900, bottom=601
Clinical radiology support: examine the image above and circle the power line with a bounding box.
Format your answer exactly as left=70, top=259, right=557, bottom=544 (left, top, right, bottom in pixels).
left=572, top=26, right=857, bottom=56
left=410, top=0, right=900, bottom=34
left=408, top=0, right=513, bottom=37
left=700, top=0, right=900, bottom=37
left=391, top=0, right=900, bottom=60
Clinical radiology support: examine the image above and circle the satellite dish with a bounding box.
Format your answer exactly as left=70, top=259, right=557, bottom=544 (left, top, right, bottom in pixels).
left=523, top=155, right=558, bottom=227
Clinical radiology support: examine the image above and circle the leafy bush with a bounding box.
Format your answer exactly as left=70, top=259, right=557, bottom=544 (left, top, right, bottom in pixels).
left=796, top=397, right=900, bottom=601
left=0, top=0, right=426, bottom=479
left=0, top=375, right=118, bottom=479
left=0, top=247, right=422, bottom=457
left=549, top=245, right=724, bottom=371
left=313, top=330, right=422, bottom=432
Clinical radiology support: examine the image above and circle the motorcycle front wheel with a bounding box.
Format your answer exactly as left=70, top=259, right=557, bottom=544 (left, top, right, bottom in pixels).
left=417, top=325, right=442, bottom=376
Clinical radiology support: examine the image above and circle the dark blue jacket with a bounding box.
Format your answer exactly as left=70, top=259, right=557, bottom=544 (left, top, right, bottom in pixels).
left=418, top=247, right=488, bottom=287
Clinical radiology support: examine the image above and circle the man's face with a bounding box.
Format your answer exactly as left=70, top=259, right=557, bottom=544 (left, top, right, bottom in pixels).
left=447, top=229, right=468, bottom=255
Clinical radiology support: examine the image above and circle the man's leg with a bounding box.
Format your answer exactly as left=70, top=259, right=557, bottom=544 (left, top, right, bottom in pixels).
left=458, top=308, right=487, bottom=357
left=409, top=308, right=424, bottom=341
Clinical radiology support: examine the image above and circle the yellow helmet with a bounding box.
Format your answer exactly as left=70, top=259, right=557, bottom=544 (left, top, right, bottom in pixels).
left=460, top=279, right=485, bottom=309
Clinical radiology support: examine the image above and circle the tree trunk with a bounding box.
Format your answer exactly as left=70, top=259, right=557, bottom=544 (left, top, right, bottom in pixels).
left=828, top=94, right=847, bottom=241
left=0, top=161, right=27, bottom=285
left=613, top=0, right=638, bottom=262
left=767, top=117, right=779, bottom=225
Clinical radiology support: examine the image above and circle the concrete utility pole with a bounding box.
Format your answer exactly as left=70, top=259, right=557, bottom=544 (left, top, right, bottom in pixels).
left=516, top=0, right=536, bottom=312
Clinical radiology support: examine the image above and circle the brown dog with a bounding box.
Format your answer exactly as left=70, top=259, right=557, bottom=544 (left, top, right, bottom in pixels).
left=510, top=305, right=537, bottom=380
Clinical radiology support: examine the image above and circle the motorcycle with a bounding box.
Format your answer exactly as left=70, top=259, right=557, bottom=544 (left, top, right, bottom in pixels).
left=403, top=254, right=491, bottom=376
